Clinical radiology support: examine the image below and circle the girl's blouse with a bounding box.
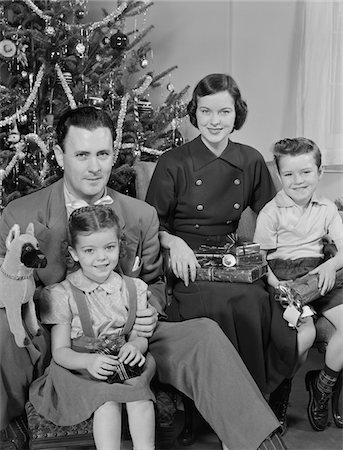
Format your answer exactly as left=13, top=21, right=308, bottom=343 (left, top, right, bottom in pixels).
left=39, top=269, right=148, bottom=339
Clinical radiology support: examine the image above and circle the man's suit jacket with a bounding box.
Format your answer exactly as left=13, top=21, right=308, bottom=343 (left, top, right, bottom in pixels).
left=0, top=178, right=166, bottom=312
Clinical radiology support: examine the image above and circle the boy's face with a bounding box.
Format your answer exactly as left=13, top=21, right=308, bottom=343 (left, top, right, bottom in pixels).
left=68, top=228, right=119, bottom=284
left=278, top=153, right=322, bottom=207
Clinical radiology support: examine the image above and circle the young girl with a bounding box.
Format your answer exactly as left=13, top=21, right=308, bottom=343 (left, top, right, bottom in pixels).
left=29, top=205, right=156, bottom=450
left=254, top=138, right=343, bottom=433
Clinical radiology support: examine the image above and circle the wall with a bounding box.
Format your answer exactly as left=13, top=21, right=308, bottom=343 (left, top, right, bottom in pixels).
left=88, top=0, right=342, bottom=200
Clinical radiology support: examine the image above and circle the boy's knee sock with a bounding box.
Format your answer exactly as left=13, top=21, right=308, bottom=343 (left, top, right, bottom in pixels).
left=317, top=364, right=340, bottom=395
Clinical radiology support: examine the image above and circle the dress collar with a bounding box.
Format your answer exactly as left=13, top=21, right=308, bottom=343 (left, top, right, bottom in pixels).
left=67, top=268, right=122, bottom=294
left=190, top=135, right=244, bottom=171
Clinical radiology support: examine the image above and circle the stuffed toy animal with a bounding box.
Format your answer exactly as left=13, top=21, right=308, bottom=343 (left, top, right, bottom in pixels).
left=0, top=223, right=47, bottom=347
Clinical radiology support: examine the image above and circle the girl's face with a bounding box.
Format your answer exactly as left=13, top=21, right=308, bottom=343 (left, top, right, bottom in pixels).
left=69, top=227, right=119, bottom=283
left=196, top=90, right=236, bottom=155
left=278, top=153, right=322, bottom=207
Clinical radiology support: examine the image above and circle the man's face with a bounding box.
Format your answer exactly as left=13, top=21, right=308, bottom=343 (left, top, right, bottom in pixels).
left=54, top=125, right=114, bottom=203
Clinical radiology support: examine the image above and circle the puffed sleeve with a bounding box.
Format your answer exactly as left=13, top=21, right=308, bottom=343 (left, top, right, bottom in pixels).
left=145, top=153, right=176, bottom=233
left=253, top=206, right=278, bottom=251
left=39, top=283, right=72, bottom=325
left=249, top=157, right=276, bottom=214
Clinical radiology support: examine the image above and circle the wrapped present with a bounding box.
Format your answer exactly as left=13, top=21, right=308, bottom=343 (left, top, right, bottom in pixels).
left=196, top=252, right=264, bottom=267
left=195, top=264, right=267, bottom=283
left=233, top=242, right=260, bottom=256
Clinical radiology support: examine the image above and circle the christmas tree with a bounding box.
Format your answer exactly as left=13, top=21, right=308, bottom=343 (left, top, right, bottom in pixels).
left=0, top=0, right=189, bottom=210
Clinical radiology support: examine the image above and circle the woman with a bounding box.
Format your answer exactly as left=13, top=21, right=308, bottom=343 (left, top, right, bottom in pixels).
left=146, top=73, right=277, bottom=392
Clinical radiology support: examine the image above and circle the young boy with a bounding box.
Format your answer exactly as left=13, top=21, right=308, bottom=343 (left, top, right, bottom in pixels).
left=254, top=137, right=343, bottom=433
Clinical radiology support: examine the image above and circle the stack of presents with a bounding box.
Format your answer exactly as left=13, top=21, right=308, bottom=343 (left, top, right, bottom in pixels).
left=195, top=236, right=267, bottom=283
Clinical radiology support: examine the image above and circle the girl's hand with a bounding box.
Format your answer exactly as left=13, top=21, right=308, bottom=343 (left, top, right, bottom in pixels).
left=309, top=260, right=336, bottom=295
left=169, top=236, right=200, bottom=286
left=118, top=343, right=145, bottom=367
left=86, top=354, right=119, bottom=380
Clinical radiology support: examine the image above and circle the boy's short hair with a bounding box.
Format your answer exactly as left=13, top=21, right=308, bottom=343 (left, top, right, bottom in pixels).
left=273, top=137, right=322, bottom=172
left=187, top=73, right=248, bottom=130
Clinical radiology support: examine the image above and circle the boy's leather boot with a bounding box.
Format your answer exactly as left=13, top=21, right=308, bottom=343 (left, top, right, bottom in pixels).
left=305, top=370, right=332, bottom=431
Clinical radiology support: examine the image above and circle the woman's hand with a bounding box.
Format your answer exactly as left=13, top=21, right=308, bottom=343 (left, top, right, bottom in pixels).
left=309, top=260, right=336, bottom=295
left=86, top=354, right=119, bottom=380
left=118, top=343, right=146, bottom=367
left=168, top=235, right=200, bottom=286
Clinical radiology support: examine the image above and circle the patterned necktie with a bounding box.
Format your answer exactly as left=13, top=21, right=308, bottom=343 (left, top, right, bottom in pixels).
left=66, top=195, right=114, bottom=214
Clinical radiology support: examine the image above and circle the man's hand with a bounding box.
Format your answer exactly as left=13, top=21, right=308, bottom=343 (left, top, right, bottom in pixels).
left=133, top=304, right=158, bottom=338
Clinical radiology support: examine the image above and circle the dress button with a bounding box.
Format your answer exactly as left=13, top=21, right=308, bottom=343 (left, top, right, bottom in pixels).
left=233, top=203, right=240, bottom=209
left=195, top=224, right=200, bottom=229
left=196, top=204, right=204, bottom=211
left=195, top=179, right=202, bottom=186
left=234, top=178, right=241, bottom=185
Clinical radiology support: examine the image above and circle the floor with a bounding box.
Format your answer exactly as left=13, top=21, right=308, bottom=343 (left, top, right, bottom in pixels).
left=122, top=348, right=342, bottom=450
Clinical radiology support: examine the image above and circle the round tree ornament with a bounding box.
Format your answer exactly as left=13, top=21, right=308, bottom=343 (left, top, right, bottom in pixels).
left=0, top=39, right=16, bottom=59
left=110, top=31, right=128, bottom=51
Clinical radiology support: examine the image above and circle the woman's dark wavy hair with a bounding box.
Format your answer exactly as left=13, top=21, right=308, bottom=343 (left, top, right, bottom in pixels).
left=68, top=205, right=126, bottom=258
left=273, top=137, right=322, bottom=173
left=187, top=73, right=248, bottom=130
left=56, top=106, right=114, bottom=150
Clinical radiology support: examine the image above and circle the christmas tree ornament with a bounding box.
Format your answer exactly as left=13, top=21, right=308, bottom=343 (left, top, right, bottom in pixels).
left=140, top=57, right=148, bottom=68
left=110, top=31, right=128, bottom=51
left=75, top=9, right=85, bottom=20
left=0, top=39, right=16, bottom=59
left=45, top=25, right=55, bottom=36
left=167, top=82, right=174, bottom=92
left=18, top=114, right=28, bottom=124
left=102, top=36, right=110, bottom=46
left=95, top=54, right=102, bottom=62
left=89, top=96, right=104, bottom=107
left=50, top=49, right=61, bottom=63
left=21, top=70, right=28, bottom=79
left=75, top=42, right=86, bottom=57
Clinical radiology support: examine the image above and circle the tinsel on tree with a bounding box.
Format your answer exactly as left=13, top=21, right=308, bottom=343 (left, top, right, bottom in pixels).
left=0, top=0, right=189, bottom=210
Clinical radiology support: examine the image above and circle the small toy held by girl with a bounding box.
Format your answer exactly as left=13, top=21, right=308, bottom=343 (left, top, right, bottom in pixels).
left=29, top=205, right=156, bottom=450
left=254, top=137, right=343, bottom=434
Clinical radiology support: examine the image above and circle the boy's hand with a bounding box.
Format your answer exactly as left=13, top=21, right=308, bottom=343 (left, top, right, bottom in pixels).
left=86, top=354, right=119, bottom=380
left=309, top=260, right=336, bottom=295
left=133, top=304, right=158, bottom=338
left=118, top=343, right=145, bottom=367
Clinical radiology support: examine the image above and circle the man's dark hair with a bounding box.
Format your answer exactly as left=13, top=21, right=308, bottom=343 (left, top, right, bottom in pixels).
left=56, top=106, right=115, bottom=150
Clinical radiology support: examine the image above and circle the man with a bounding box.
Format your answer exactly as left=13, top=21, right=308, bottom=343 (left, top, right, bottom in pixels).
left=0, top=106, right=285, bottom=450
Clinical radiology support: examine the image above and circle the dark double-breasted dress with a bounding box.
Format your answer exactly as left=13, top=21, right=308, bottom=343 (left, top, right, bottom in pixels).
left=146, top=136, right=283, bottom=392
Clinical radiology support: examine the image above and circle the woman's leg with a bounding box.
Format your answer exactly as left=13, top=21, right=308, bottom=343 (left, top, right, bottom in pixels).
left=126, top=399, right=155, bottom=450
left=93, top=401, right=122, bottom=450
left=306, top=304, right=343, bottom=431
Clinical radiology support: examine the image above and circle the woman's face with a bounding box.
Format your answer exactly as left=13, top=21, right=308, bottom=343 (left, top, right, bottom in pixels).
left=196, top=90, right=236, bottom=154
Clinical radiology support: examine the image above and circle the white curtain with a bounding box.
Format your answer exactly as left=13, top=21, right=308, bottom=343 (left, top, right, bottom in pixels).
left=296, top=1, right=343, bottom=166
